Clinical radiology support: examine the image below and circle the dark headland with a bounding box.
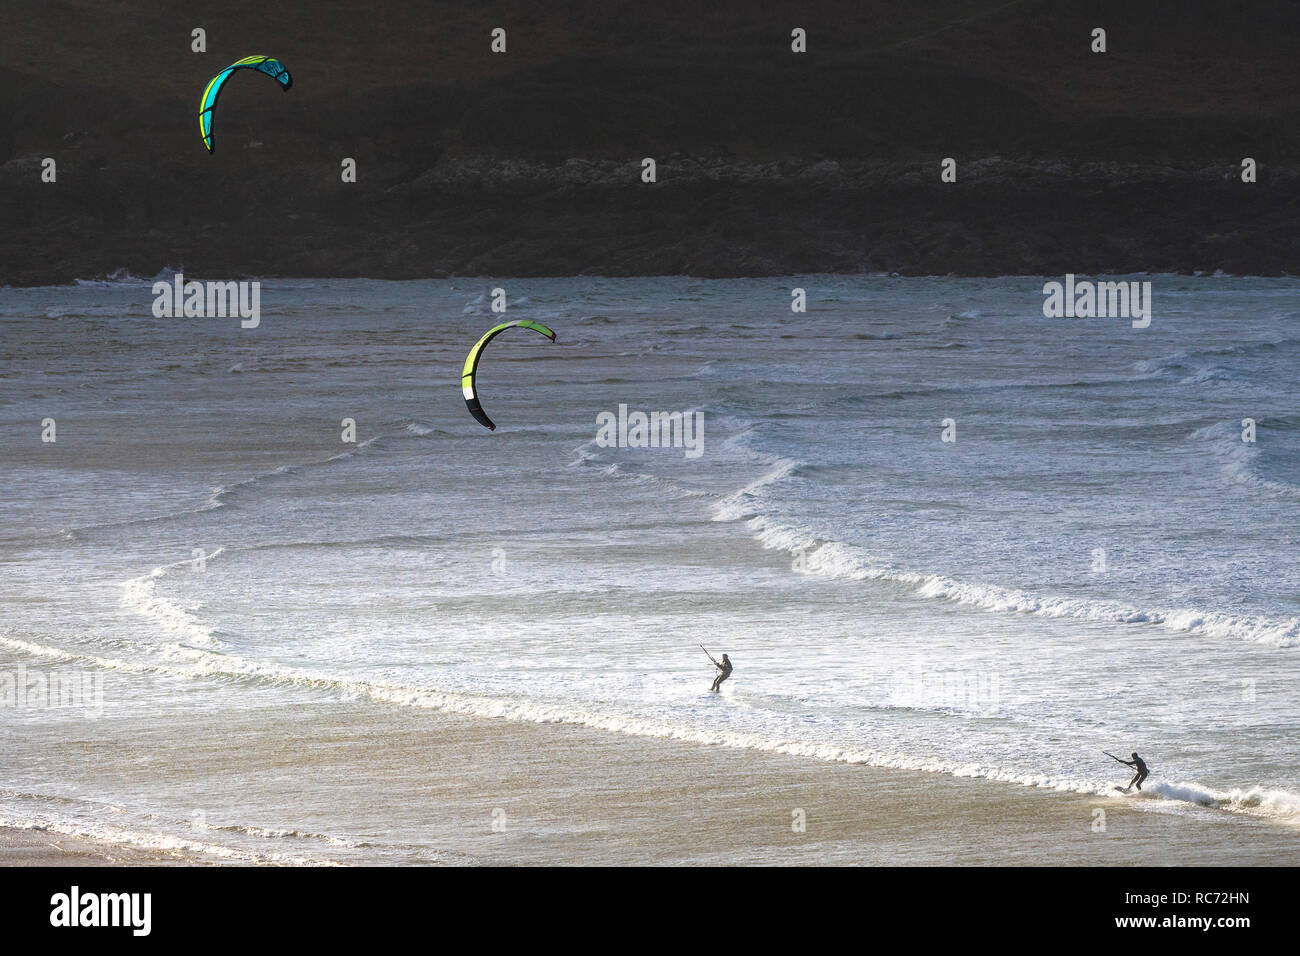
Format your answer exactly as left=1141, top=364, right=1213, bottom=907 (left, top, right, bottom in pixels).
left=2, top=0, right=1297, bottom=285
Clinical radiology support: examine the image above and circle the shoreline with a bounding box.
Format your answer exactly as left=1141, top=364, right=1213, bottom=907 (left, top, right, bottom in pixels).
left=0, top=826, right=226, bottom=867
left=3, top=705, right=1296, bottom=866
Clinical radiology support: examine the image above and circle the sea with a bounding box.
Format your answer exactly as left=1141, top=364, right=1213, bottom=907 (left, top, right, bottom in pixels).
left=1, top=273, right=1297, bottom=863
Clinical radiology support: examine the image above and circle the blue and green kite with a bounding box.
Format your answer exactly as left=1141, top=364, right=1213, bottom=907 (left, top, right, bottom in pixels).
left=199, top=55, right=292, bottom=153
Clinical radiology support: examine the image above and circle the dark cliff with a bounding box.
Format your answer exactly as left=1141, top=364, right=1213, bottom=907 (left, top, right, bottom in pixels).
left=2, top=0, right=1297, bottom=284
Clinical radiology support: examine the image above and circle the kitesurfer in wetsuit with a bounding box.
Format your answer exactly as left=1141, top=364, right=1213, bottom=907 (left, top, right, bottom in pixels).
left=1120, top=752, right=1149, bottom=791
left=710, top=653, right=733, bottom=693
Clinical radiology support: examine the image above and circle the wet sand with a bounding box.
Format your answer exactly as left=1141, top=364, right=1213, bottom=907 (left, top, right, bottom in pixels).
left=3, top=697, right=1296, bottom=865
left=0, top=827, right=220, bottom=866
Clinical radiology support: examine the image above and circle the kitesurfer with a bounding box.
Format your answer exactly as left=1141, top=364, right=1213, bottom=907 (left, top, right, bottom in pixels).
left=1120, top=752, right=1149, bottom=791
left=1105, top=751, right=1149, bottom=792
left=709, top=653, right=732, bottom=692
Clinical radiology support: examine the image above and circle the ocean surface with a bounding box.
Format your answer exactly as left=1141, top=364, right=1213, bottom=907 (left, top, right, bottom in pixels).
left=1, top=274, right=1298, bottom=863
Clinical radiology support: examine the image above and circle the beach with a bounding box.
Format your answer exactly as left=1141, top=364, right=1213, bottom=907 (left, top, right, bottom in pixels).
left=0, top=828, right=216, bottom=866
left=1, top=275, right=1297, bottom=865
left=4, top=703, right=1296, bottom=867
left=5, top=0, right=1300, bottom=879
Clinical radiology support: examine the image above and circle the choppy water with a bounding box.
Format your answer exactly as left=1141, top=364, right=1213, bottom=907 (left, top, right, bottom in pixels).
left=1, top=274, right=1298, bottom=863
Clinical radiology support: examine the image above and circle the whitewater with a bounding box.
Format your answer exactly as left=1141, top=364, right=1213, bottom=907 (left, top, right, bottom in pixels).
left=1, top=275, right=1297, bottom=863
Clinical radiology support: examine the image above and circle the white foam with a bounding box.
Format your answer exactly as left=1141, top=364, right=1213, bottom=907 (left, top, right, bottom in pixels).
left=1190, top=421, right=1300, bottom=499
left=4, top=634, right=1297, bottom=826
left=714, top=470, right=1300, bottom=648
left=72, top=268, right=151, bottom=287
left=712, top=458, right=803, bottom=522
left=0, top=813, right=341, bottom=865
left=120, top=548, right=225, bottom=646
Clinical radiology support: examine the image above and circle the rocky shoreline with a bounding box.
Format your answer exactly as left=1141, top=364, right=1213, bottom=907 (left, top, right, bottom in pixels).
left=3, top=2, right=1298, bottom=285
left=4, top=154, right=1296, bottom=286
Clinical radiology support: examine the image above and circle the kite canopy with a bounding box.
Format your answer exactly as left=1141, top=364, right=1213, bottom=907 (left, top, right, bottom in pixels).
left=461, top=320, right=557, bottom=430
left=199, top=55, right=292, bottom=153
